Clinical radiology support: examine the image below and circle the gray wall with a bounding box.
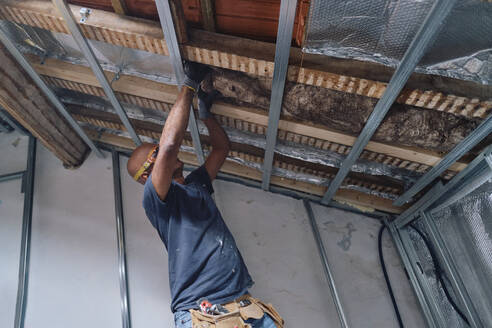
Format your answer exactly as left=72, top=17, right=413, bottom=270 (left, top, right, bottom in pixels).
left=0, top=131, right=424, bottom=327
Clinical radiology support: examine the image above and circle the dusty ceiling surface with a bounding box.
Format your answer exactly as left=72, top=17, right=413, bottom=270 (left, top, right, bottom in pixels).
left=0, top=0, right=490, bottom=214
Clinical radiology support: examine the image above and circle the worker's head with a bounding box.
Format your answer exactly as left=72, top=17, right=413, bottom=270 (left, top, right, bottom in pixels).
left=127, top=143, right=183, bottom=185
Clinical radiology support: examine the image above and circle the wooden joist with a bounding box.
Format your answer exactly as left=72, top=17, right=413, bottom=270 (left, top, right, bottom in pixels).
left=0, top=44, right=88, bottom=167
left=83, top=128, right=406, bottom=214
left=69, top=106, right=403, bottom=196
left=28, top=55, right=466, bottom=177
left=110, top=0, right=127, bottom=15
left=0, top=0, right=490, bottom=119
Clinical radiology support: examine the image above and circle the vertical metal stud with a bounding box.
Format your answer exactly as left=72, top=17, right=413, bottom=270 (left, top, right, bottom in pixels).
left=112, top=151, right=132, bottom=328
left=387, top=221, right=440, bottom=328
left=261, top=0, right=298, bottom=190
left=421, top=212, right=482, bottom=327
left=303, top=200, right=349, bottom=328
left=14, top=136, right=36, bottom=328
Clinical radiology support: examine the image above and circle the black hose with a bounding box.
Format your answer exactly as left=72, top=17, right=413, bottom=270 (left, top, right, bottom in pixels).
left=378, top=224, right=404, bottom=328
left=409, top=225, right=470, bottom=326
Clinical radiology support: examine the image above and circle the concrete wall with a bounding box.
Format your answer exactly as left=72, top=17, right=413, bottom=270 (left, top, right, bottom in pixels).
left=0, top=131, right=425, bottom=327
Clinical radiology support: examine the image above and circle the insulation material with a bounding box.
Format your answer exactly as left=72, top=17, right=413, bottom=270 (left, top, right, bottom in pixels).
left=0, top=21, right=176, bottom=84
left=209, top=68, right=481, bottom=153
left=57, top=89, right=421, bottom=187
left=303, top=0, right=492, bottom=84
left=431, top=181, right=492, bottom=325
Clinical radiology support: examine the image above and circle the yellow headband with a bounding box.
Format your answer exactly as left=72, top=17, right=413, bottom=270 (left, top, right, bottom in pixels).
left=133, top=145, right=159, bottom=181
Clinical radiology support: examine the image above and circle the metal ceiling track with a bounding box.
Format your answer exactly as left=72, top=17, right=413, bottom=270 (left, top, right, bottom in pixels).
left=52, top=0, right=142, bottom=148
left=0, top=25, right=104, bottom=158
left=261, top=0, right=298, bottom=190
left=321, top=0, right=459, bottom=205
left=154, top=0, right=205, bottom=164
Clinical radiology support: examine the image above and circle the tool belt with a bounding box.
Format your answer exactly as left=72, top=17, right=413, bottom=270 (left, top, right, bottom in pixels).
left=189, top=295, right=284, bottom=328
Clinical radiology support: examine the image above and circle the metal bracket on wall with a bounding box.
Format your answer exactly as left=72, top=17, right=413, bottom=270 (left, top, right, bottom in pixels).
left=261, top=0, right=298, bottom=190
left=0, top=171, right=25, bottom=184
left=321, top=0, right=459, bottom=205
left=52, top=0, right=142, bottom=148
left=155, top=0, right=204, bottom=164
left=79, top=7, right=91, bottom=23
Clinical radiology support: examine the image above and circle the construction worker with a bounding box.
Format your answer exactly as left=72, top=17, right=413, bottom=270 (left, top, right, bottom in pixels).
left=127, top=62, right=283, bottom=328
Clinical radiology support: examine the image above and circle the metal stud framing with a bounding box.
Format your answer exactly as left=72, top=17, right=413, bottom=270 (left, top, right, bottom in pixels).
left=155, top=0, right=204, bottom=164
left=394, top=145, right=492, bottom=228
left=388, top=145, right=492, bottom=328
left=321, top=0, right=458, bottom=205
left=303, top=200, right=349, bottom=328
left=52, top=0, right=142, bottom=147
left=387, top=222, right=443, bottom=328
left=14, top=136, right=36, bottom=328
left=0, top=26, right=104, bottom=158
left=261, top=0, right=298, bottom=190
left=394, top=114, right=492, bottom=206
left=112, top=151, right=132, bottom=328
left=421, top=212, right=482, bottom=327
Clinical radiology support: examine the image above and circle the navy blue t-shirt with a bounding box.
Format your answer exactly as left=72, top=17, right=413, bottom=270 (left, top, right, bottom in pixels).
left=142, top=166, right=254, bottom=312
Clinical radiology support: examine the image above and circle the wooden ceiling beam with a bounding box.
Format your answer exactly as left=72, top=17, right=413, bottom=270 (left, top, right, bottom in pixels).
left=83, top=128, right=405, bottom=214
left=110, top=0, right=127, bottom=15
left=27, top=55, right=468, bottom=173
left=0, top=44, right=88, bottom=167
left=0, top=0, right=489, bottom=119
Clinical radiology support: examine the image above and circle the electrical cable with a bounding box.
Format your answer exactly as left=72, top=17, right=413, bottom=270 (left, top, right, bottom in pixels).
left=378, top=224, right=404, bottom=328
left=409, top=224, right=470, bottom=326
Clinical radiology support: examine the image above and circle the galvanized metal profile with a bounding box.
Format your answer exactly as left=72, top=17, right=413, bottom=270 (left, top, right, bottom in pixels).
left=387, top=222, right=440, bottom=328
left=303, top=200, right=349, bottom=328
left=14, top=136, right=36, bottom=328
left=112, top=151, right=132, bottom=328
left=52, top=0, right=142, bottom=147
left=394, top=144, right=492, bottom=228
left=0, top=171, right=25, bottom=183
left=421, top=211, right=482, bottom=327
left=0, top=26, right=105, bottom=158
left=321, top=0, right=458, bottom=205
left=394, top=114, right=492, bottom=206
left=154, top=0, right=204, bottom=164
left=430, top=160, right=492, bottom=214
left=399, top=227, right=447, bottom=327
left=261, top=0, right=298, bottom=190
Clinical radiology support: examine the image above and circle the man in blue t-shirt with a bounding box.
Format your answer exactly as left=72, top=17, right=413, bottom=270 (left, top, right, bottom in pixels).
left=127, top=62, right=283, bottom=328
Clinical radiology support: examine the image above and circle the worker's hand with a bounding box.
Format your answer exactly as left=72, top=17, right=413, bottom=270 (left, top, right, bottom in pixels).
left=197, top=88, right=219, bottom=120
left=183, top=61, right=211, bottom=92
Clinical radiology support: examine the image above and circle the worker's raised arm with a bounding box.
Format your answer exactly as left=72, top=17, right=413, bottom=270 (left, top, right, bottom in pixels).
left=198, top=89, right=230, bottom=181
left=152, top=63, right=210, bottom=200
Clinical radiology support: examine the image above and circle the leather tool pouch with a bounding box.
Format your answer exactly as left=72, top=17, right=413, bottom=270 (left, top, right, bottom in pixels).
left=189, top=310, right=250, bottom=328
left=251, top=298, right=284, bottom=328
left=189, top=296, right=284, bottom=328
